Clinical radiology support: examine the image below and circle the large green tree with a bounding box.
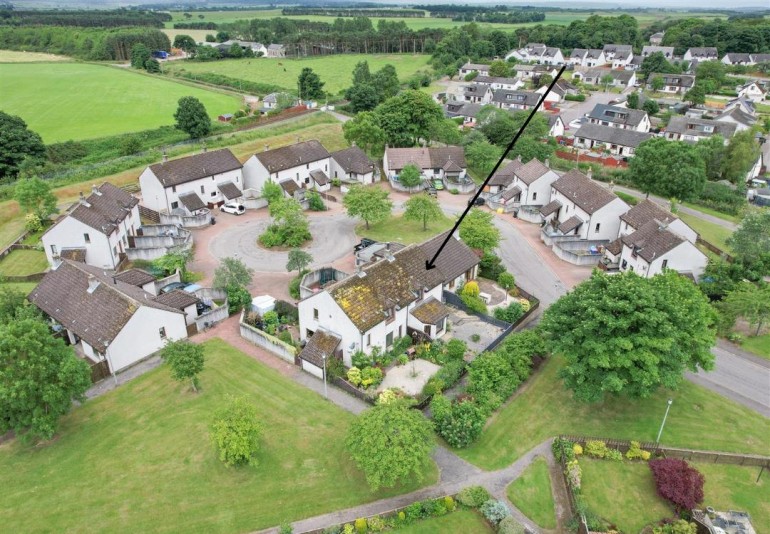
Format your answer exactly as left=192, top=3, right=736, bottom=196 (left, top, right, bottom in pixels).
left=371, top=64, right=400, bottom=101
left=695, top=134, right=726, bottom=182
left=459, top=208, right=501, bottom=252
left=727, top=208, right=770, bottom=268
left=683, top=83, right=706, bottom=106
left=0, top=318, right=91, bottom=442
left=398, top=163, right=422, bottom=188
left=173, top=34, right=197, bottom=52
left=345, top=400, right=435, bottom=491
left=465, top=139, right=502, bottom=176
left=403, top=193, right=443, bottom=230
left=345, top=83, right=380, bottom=113
left=213, top=257, right=254, bottom=290
left=173, top=96, right=211, bottom=139
left=488, top=60, right=510, bottom=78
left=343, top=185, right=393, bottom=230
left=210, top=395, right=262, bottom=467
left=628, top=138, right=706, bottom=201
left=298, top=67, right=325, bottom=100
left=640, top=52, right=677, bottom=80
left=342, top=111, right=386, bottom=158
left=0, top=287, right=39, bottom=325
left=286, top=248, right=313, bottom=274
left=374, top=90, right=444, bottom=147
left=0, top=112, right=46, bottom=181
left=721, top=129, right=761, bottom=184
left=160, top=339, right=206, bottom=392
left=14, top=176, right=58, bottom=220
left=720, top=281, right=770, bottom=336
left=541, top=271, right=716, bottom=402
left=130, top=43, right=151, bottom=69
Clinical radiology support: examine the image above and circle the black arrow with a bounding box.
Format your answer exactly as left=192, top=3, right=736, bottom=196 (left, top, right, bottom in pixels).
left=425, top=64, right=567, bottom=271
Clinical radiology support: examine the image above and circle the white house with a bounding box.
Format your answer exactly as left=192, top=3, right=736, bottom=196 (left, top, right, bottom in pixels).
left=664, top=117, right=737, bottom=142
left=492, top=89, right=542, bottom=111
left=383, top=146, right=466, bottom=182
left=482, top=159, right=522, bottom=198
left=29, top=260, right=189, bottom=374
left=474, top=76, right=523, bottom=91
left=266, top=44, right=285, bottom=57
left=513, top=64, right=558, bottom=80
left=458, top=62, right=490, bottom=77
left=568, top=49, right=607, bottom=68
left=329, top=147, right=377, bottom=185
left=495, top=158, right=560, bottom=210
left=505, top=43, right=564, bottom=65
left=242, top=140, right=332, bottom=196
left=540, top=169, right=629, bottom=241
left=683, top=47, right=718, bottom=62
left=297, top=234, right=478, bottom=372
left=721, top=53, right=754, bottom=66
left=547, top=114, right=566, bottom=137
left=715, top=106, right=757, bottom=132
left=573, top=123, right=653, bottom=157
left=138, top=149, right=243, bottom=216
left=261, top=92, right=299, bottom=111
left=579, top=68, right=636, bottom=88
left=586, top=104, right=650, bottom=132
left=603, top=44, right=634, bottom=69
left=646, top=73, right=696, bottom=94
left=617, top=199, right=698, bottom=243
left=42, top=183, right=140, bottom=270
left=445, top=100, right=484, bottom=127
left=463, top=83, right=494, bottom=104
left=641, top=46, right=675, bottom=59
left=736, top=81, right=767, bottom=103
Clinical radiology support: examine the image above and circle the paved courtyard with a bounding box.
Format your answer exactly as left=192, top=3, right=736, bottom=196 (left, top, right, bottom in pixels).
left=447, top=309, right=506, bottom=354
left=377, top=359, right=441, bottom=396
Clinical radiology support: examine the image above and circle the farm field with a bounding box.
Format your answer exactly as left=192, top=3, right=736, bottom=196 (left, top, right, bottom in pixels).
left=0, top=50, right=70, bottom=62
left=0, top=338, right=438, bottom=533
left=164, top=54, right=432, bottom=95
left=0, top=63, right=241, bottom=143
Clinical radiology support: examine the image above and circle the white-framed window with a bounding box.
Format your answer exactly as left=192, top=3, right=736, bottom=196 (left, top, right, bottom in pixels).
left=313, top=308, right=318, bottom=320
left=84, top=233, right=90, bottom=243
left=595, top=223, right=601, bottom=233
left=662, top=259, right=668, bottom=269
left=367, top=333, right=371, bottom=346
left=200, top=185, right=205, bottom=194
left=532, top=192, right=537, bottom=201
left=159, top=327, right=166, bottom=339
left=210, top=191, right=216, bottom=197
left=50, top=244, right=57, bottom=254
left=171, top=201, right=179, bottom=210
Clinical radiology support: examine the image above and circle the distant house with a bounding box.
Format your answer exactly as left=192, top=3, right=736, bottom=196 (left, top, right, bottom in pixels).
left=723, top=96, right=756, bottom=117
left=458, top=62, right=490, bottom=77
left=42, top=183, right=140, bottom=270
left=579, top=68, right=636, bottom=88
left=649, top=32, right=664, bottom=45
left=641, top=46, right=675, bottom=59
left=139, top=149, right=243, bottom=216
left=473, top=76, right=523, bottom=91
left=715, top=106, right=757, bottom=132
left=242, top=140, right=331, bottom=196
left=329, top=146, right=377, bottom=185
left=505, top=43, right=564, bottom=65
left=647, top=72, right=695, bottom=94
left=482, top=158, right=522, bottom=198
left=586, top=104, right=650, bottom=132
left=535, top=79, right=577, bottom=103
left=444, top=100, right=484, bottom=126
left=568, top=48, right=607, bottom=68
left=626, top=54, right=645, bottom=71
left=261, top=92, right=298, bottom=112
left=736, top=81, right=767, bottom=103
left=220, top=40, right=267, bottom=56
left=29, top=260, right=189, bottom=374
left=664, top=116, right=737, bottom=142
left=547, top=114, right=566, bottom=137
left=513, top=64, right=558, bottom=80
left=463, top=83, right=494, bottom=104
left=492, top=89, right=542, bottom=111
left=383, top=146, right=466, bottom=183
left=602, top=44, right=634, bottom=69
left=721, top=53, right=754, bottom=66
left=683, top=47, right=718, bottom=62
left=266, top=43, right=285, bottom=57
left=218, top=113, right=233, bottom=122
left=573, top=123, right=653, bottom=156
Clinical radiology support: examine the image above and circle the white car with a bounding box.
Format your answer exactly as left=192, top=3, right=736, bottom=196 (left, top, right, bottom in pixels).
left=220, top=202, right=245, bottom=215
left=568, top=118, right=584, bottom=130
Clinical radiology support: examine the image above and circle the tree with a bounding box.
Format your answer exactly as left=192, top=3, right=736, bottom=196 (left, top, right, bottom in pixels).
left=640, top=51, right=676, bottom=80
left=649, top=459, right=705, bottom=513
left=351, top=60, right=372, bottom=86
left=173, top=96, right=211, bottom=139
left=215, top=31, right=229, bottom=43
left=695, top=60, right=726, bottom=90
left=374, top=90, right=444, bottom=147
left=213, top=257, right=254, bottom=290
left=227, top=283, right=252, bottom=315
left=541, top=271, right=716, bottom=402
left=0, top=318, right=91, bottom=442
left=210, top=395, right=262, bottom=467
left=600, top=74, right=615, bottom=92
left=720, top=282, right=770, bottom=336
left=428, top=118, right=462, bottom=146
left=261, top=198, right=311, bottom=248
left=343, top=111, right=386, bottom=157
left=298, top=67, right=325, bottom=100
left=403, top=193, right=443, bottom=230
left=537, top=73, right=553, bottom=88
left=628, top=138, right=706, bottom=201
left=642, top=99, right=660, bottom=115
left=430, top=395, right=485, bottom=448
left=160, top=339, right=205, bottom=392
left=683, top=83, right=706, bottom=106
left=459, top=208, right=501, bottom=252
left=721, top=129, right=760, bottom=184
left=488, top=60, right=510, bottom=78
left=14, top=176, right=58, bottom=220
left=130, top=43, right=151, bottom=69
left=345, top=83, right=380, bottom=113
left=508, top=136, right=554, bottom=163
left=173, top=34, right=197, bottom=52
left=152, top=249, right=192, bottom=280
left=695, top=134, right=726, bottom=181
left=371, top=64, right=400, bottom=101
left=0, top=112, right=46, bottom=181
left=228, top=42, right=243, bottom=58
left=0, top=286, right=39, bottom=325
left=627, top=92, right=640, bottom=109
left=343, top=185, right=393, bottom=230
left=345, top=400, right=435, bottom=491
left=398, top=163, right=422, bottom=188
left=727, top=209, right=770, bottom=268
left=261, top=180, right=283, bottom=204
left=465, top=139, right=502, bottom=176
left=286, top=249, right=312, bottom=274
left=650, top=76, right=665, bottom=92
left=489, top=30, right=510, bottom=56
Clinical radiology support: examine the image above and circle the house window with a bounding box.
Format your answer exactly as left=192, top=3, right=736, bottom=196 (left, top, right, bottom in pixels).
left=313, top=308, right=318, bottom=320
left=50, top=244, right=57, bottom=255
left=172, top=186, right=176, bottom=193
left=532, top=192, right=537, bottom=201
left=662, top=259, right=669, bottom=269
left=367, top=333, right=371, bottom=346
left=200, top=185, right=205, bottom=194
left=171, top=201, right=179, bottom=210
left=325, top=164, right=328, bottom=171
left=296, top=173, right=299, bottom=180
left=84, top=233, right=90, bottom=244
left=159, top=327, right=166, bottom=339
left=386, top=332, right=393, bottom=347
left=122, top=236, right=127, bottom=246
left=211, top=191, right=216, bottom=197
left=621, top=259, right=628, bottom=269
left=595, top=223, right=601, bottom=233
left=398, top=326, right=402, bottom=338
left=306, top=164, right=309, bottom=169
left=305, top=177, right=310, bottom=184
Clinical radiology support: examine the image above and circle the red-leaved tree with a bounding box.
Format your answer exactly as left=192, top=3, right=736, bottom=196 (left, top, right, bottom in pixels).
left=649, top=458, right=705, bottom=512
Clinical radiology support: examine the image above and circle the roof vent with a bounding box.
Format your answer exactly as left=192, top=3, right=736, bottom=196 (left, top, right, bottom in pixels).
left=79, top=192, right=91, bottom=208
left=356, top=270, right=367, bottom=278
left=87, top=275, right=100, bottom=294
left=92, top=185, right=102, bottom=196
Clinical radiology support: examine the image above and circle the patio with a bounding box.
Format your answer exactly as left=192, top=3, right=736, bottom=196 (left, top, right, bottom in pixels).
left=447, top=309, right=507, bottom=354
left=377, top=359, right=441, bottom=397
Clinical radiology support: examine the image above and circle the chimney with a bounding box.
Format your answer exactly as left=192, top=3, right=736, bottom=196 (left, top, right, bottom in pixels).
left=79, top=192, right=91, bottom=207
left=92, top=184, right=102, bottom=196
left=544, top=158, right=550, bottom=168
left=264, top=144, right=270, bottom=152
left=517, top=155, right=522, bottom=162
left=87, top=275, right=100, bottom=294
left=586, top=167, right=593, bottom=180
left=162, top=151, right=168, bottom=163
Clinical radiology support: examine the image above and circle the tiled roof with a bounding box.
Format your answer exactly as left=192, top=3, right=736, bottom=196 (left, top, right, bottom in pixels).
left=60, top=247, right=86, bottom=262
left=418, top=231, right=480, bottom=282
left=410, top=297, right=451, bottom=325
left=474, top=75, right=519, bottom=85
left=29, top=260, right=182, bottom=349
left=647, top=73, right=695, bottom=88
left=586, top=49, right=604, bottom=59
left=715, top=107, right=756, bottom=127
left=514, top=159, right=551, bottom=185
left=587, top=104, right=648, bottom=128
left=570, top=48, right=587, bottom=59
left=492, top=90, right=541, bottom=107
left=723, top=53, right=752, bottom=63
left=217, top=181, right=242, bottom=200
left=553, top=169, right=622, bottom=214
left=605, top=238, right=623, bottom=255
left=331, top=147, right=375, bottom=175
left=603, top=44, right=633, bottom=54
left=687, top=47, right=718, bottom=58
left=113, top=268, right=156, bottom=287
left=488, top=159, right=522, bottom=187
left=153, top=289, right=199, bottom=310
left=299, top=330, right=341, bottom=368
left=310, top=169, right=329, bottom=186
left=65, top=183, right=139, bottom=236
left=666, top=116, right=737, bottom=139
left=558, top=215, right=584, bottom=234
left=461, top=62, right=490, bottom=71
left=621, top=220, right=686, bottom=262
left=539, top=199, right=562, bottom=216
left=501, top=186, right=522, bottom=201
left=385, top=147, right=465, bottom=171
left=279, top=179, right=299, bottom=194
left=148, top=149, right=242, bottom=188
left=574, top=123, right=653, bottom=148
left=327, top=245, right=446, bottom=332
left=255, top=140, right=330, bottom=173
left=445, top=100, right=484, bottom=119
left=620, top=199, right=678, bottom=231
left=642, top=46, right=674, bottom=56
left=178, top=191, right=206, bottom=212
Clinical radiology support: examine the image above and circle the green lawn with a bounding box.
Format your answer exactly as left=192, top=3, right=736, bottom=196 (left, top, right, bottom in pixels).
left=0, top=338, right=438, bottom=533
left=580, top=459, right=770, bottom=532
left=0, top=249, right=48, bottom=277
left=680, top=202, right=740, bottom=224
left=678, top=213, right=733, bottom=253
left=395, top=508, right=493, bottom=533
left=0, top=281, right=39, bottom=294
left=0, top=49, right=70, bottom=62
left=738, top=334, right=770, bottom=361
left=164, top=54, right=432, bottom=95
left=0, top=63, right=241, bottom=142
left=506, top=457, right=557, bottom=529
left=455, top=356, right=770, bottom=470
left=357, top=212, right=455, bottom=245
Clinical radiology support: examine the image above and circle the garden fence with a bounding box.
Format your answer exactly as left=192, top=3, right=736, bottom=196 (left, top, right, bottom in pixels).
left=238, top=310, right=297, bottom=363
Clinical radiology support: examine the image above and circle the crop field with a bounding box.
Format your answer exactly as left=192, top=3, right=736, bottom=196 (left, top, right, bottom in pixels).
left=0, top=50, right=70, bottom=62
left=0, top=63, right=241, bottom=143
left=164, top=54, right=432, bottom=95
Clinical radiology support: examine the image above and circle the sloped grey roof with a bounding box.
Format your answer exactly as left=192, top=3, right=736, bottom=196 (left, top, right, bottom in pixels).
left=666, top=116, right=737, bottom=139
left=552, top=169, right=621, bottom=214
left=647, top=73, right=695, bottom=88
left=255, top=140, right=330, bottom=173
left=385, top=147, right=465, bottom=171
left=642, top=46, right=674, bottom=56
left=178, top=191, right=206, bottom=212
left=299, top=329, right=341, bottom=368
left=488, top=159, right=522, bottom=187
left=621, top=220, right=686, bottom=262
left=217, top=181, right=243, bottom=200
left=57, top=182, right=139, bottom=236
left=574, top=123, right=653, bottom=148
left=445, top=100, right=484, bottom=119
left=492, top=90, right=541, bottom=107
left=686, top=47, right=718, bottom=58
left=558, top=215, right=584, bottom=234
left=148, top=149, right=242, bottom=188
left=514, top=158, right=552, bottom=185
left=620, top=199, right=678, bottom=230
left=418, top=231, right=480, bottom=281
left=113, top=268, right=156, bottom=287
left=310, top=169, right=329, bottom=186
left=587, top=104, right=648, bottom=128
left=539, top=199, right=562, bottom=216
left=331, top=147, right=375, bottom=175
left=153, top=289, right=199, bottom=310
left=715, top=106, right=757, bottom=127
left=410, top=296, right=451, bottom=325
left=279, top=179, right=299, bottom=194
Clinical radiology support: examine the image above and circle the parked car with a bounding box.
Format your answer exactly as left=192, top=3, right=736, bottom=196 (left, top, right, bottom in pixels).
left=220, top=202, right=245, bottom=215
left=568, top=118, right=583, bottom=130
left=424, top=185, right=437, bottom=197
left=432, top=179, right=445, bottom=190
left=468, top=196, right=486, bottom=207
left=160, top=281, right=190, bottom=294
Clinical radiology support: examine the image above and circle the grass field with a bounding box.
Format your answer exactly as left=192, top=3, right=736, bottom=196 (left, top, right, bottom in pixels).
left=679, top=213, right=734, bottom=252
left=580, top=459, right=770, bottom=532
left=164, top=54, right=432, bottom=95
left=455, top=356, right=770, bottom=470
left=506, top=458, right=557, bottom=529
left=0, top=63, right=241, bottom=143
left=0, top=249, right=48, bottom=277
left=395, top=508, right=493, bottom=533
left=0, top=281, right=38, bottom=294
left=680, top=202, right=740, bottom=224
left=739, top=334, right=770, bottom=361
left=357, top=212, right=455, bottom=245
left=0, top=50, right=70, bottom=62
left=0, top=338, right=438, bottom=532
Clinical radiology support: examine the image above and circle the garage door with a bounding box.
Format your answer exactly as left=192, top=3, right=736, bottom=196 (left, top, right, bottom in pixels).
left=301, top=359, right=324, bottom=379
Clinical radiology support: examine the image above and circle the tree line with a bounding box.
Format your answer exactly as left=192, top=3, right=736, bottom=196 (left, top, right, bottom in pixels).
left=0, top=8, right=170, bottom=28
left=172, top=21, right=218, bottom=30
left=648, top=17, right=770, bottom=55
left=281, top=8, right=425, bottom=18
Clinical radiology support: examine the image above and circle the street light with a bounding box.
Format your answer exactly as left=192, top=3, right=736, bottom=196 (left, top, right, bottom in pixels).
left=656, top=399, right=674, bottom=444
left=322, top=354, right=328, bottom=399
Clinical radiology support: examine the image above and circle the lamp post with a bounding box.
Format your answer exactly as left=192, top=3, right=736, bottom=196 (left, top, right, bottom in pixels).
left=322, top=354, right=328, bottom=399
left=656, top=399, right=673, bottom=444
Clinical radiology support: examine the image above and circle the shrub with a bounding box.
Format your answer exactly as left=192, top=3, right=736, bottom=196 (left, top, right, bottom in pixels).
left=351, top=350, right=372, bottom=369
left=396, top=354, right=409, bottom=365
left=360, top=366, right=383, bottom=388
left=288, top=273, right=303, bottom=300
left=498, top=516, right=526, bottom=534
left=444, top=496, right=456, bottom=511
left=367, top=515, right=385, bottom=532
left=24, top=212, right=42, bottom=232
left=566, top=459, right=582, bottom=490
left=471, top=334, right=481, bottom=342
left=434, top=359, right=466, bottom=390
left=347, top=367, right=362, bottom=386
left=480, top=500, right=511, bottom=525
left=464, top=71, right=479, bottom=81
left=210, top=395, right=262, bottom=467
left=573, top=443, right=583, bottom=456
left=565, top=93, right=586, bottom=102
left=354, top=518, right=367, bottom=534
left=445, top=339, right=467, bottom=361
left=377, top=388, right=398, bottom=405
left=279, top=522, right=293, bottom=534
left=433, top=398, right=486, bottom=448
left=461, top=293, right=487, bottom=314
left=480, top=252, right=505, bottom=280
left=652, top=519, right=698, bottom=534
left=462, top=281, right=480, bottom=297
left=518, top=299, right=531, bottom=313
left=497, top=272, right=515, bottom=290
left=626, top=440, right=650, bottom=460
left=274, top=300, right=299, bottom=323
left=649, top=458, right=705, bottom=512
left=552, top=438, right=576, bottom=462
left=342, top=525, right=355, bottom=534
left=585, top=440, right=609, bottom=458
left=308, top=191, right=326, bottom=211
left=467, top=351, right=521, bottom=405
left=606, top=448, right=623, bottom=462
left=278, top=330, right=293, bottom=346
left=397, top=511, right=406, bottom=522
left=494, top=301, right=524, bottom=323
left=322, top=526, right=342, bottom=534
left=457, top=486, right=491, bottom=508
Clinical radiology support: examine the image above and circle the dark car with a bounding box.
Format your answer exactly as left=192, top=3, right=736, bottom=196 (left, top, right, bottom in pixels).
left=425, top=185, right=438, bottom=197
left=160, top=281, right=189, bottom=294
left=468, top=196, right=485, bottom=207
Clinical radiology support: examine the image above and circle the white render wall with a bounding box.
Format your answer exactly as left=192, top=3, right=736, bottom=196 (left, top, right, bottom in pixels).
left=107, top=306, right=187, bottom=372
left=515, top=170, right=559, bottom=206
left=619, top=241, right=708, bottom=280
left=550, top=187, right=627, bottom=241
left=329, top=159, right=375, bottom=185
left=139, top=167, right=243, bottom=214
left=243, top=154, right=331, bottom=194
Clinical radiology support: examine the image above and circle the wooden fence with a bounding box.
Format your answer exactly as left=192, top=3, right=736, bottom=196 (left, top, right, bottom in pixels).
left=696, top=236, right=734, bottom=263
